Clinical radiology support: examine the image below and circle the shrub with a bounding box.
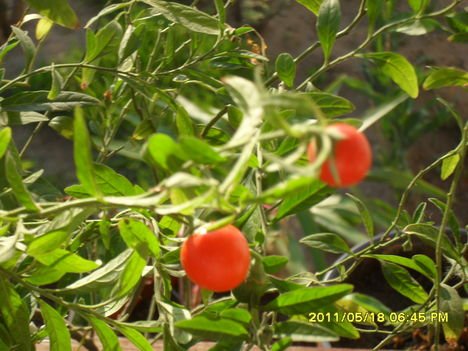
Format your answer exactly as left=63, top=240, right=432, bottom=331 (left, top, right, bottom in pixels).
left=0, top=0, right=466, bottom=350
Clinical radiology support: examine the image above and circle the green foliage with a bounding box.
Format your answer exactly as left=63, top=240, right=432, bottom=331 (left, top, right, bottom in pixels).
left=26, top=0, right=78, bottom=29
left=0, top=0, right=466, bottom=349
left=317, top=0, right=341, bottom=62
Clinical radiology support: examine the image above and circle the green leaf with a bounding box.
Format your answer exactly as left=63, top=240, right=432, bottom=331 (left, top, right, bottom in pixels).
left=274, top=321, right=339, bottom=343
left=175, top=106, right=195, bottom=136
left=295, top=0, right=323, bottom=15
left=359, top=94, right=408, bottom=131
left=271, top=337, right=293, bottom=351
left=0, top=41, right=19, bottom=63
left=223, top=76, right=262, bottom=117
left=440, top=284, right=464, bottom=342
left=85, top=20, right=123, bottom=62
left=403, top=223, right=458, bottom=260
left=357, top=52, right=419, bottom=99
left=441, top=154, right=460, bottom=180
left=1, top=111, right=49, bottom=126
left=25, top=0, right=79, bottom=28
left=10, top=27, right=35, bottom=71
left=5, top=151, right=39, bottom=211
left=380, top=262, right=428, bottom=304
left=25, top=265, right=65, bottom=286
left=88, top=317, right=122, bottom=351
left=0, top=279, right=32, bottom=351
left=412, top=202, right=427, bottom=223
left=396, top=19, right=439, bottom=36
left=0, top=91, right=100, bottom=112
left=366, top=0, right=382, bottom=29
left=359, top=52, right=419, bottom=98
left=39, top=301, right=72, bottom=351
left=262, top=255, right=289, bottom=274
left=446, top=11, right=468, bottom=33
left=219, top=308, right=252, bottom=325
left=37, top=208, right=95, bottom=235
left=276, top=53, right=296, bottom=88
left=118, top=25, right=136, bottom=62
left=265, top=284, right=353, bottom=315
left=65, top=163, right=135, bottom=197
left=118, top=219, right=160, bottom=258
left=113, top=250, right=146, bottom=298
left=214, top=0, right=226, bottom=25
left=260, top=176, right=316, bottom=202
left=73, top=108, right=100, bottom=197
left=448, top=32, right=468, bottom=43
left=347, top=293, right=391, bottom=314
left=27, top=230, right=69, bottom=256
left=408, top=0, right=429, bottom=13
left=36, top=17, right=54, bottom=40
left=275, top=180, right=330, bottom=221
left=0, top=127, right=12, bottom=159
left=315, top=315, right=359, bottom=339
left=300, top=233, right=350, bottom=254
left=175, top=316, right=249, bottom=339
left=142, top=0, right=223, bottom=35
left=0, top=234, right=18, bottom=264
left=306, top=92, right=355, bottom=117
left=118, top=326, right=153, bottom=351
left=147, top=133, right=186, bottom=171
left=48, top=65, right=63, bottom=100
left=33, top=248, right=99, bottom=273
left=366, top=254, right=434, bottom=279
left=423, top=67, right=468, bottom=90
left=66, top=249, right=133, bottom=291
left=179, top=136, right=225, bottom=164
left=85, top=3, right=133, bottom=28
left=119, top=321, right=162, bottom=333
left=427, top=198, right=460, bottom=240
left=316, top=0, right=341, bottom=61
left=412, top=254, right=437, bottom=279
left=346, top=193, right=374, bottom=238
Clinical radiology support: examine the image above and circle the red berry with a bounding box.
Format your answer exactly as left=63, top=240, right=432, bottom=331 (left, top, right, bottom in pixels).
left=180, top=225, right=251, bottom=292
left=307, top=123, right=372, bottom=187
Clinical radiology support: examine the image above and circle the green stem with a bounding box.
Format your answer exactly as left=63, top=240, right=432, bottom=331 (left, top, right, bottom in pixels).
left=264, top=0, right=367, bottom=86
left=0, top=190, right=166, bottom=219
left=296, top=0, right=462, bottom=90
left=433, top=123, right=467, bottom=349
left=19, top=65, right=80, bottom=157
left=0, top=63, right=137, bottom=94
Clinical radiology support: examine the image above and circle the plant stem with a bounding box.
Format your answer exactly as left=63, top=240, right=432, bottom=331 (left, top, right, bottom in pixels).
left=296, top=0, right=462, bottom=89
left=433, top=123, right=467, bottom=349
left=0, top=63, right=138, bottom=94
left=201, top=105, right=228, bottom=138
left=264, top=0, right=367, bottom=86
left=19, top=65, right=80, bottom=157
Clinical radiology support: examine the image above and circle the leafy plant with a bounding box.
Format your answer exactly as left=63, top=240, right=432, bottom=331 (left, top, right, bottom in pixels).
left=0, top=0, right=466, bottom=350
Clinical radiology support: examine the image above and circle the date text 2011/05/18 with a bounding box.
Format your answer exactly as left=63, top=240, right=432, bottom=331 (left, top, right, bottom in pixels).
left=308, top=312, right=449, bottom=324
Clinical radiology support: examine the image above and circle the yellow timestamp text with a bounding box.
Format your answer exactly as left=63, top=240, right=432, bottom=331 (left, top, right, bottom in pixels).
left=308, top=312, right=449, bottom=324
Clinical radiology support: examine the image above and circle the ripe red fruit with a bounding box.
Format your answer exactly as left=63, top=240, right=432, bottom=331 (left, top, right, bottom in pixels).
left=180, top=225, right=251, bottom=292
left=307, top=123, right=372, bottom=187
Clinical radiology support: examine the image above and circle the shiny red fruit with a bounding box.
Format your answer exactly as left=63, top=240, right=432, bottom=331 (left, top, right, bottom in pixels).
left=180, top=225, right=251, bottom=292
left=307, top=123, right=372, bottom=187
